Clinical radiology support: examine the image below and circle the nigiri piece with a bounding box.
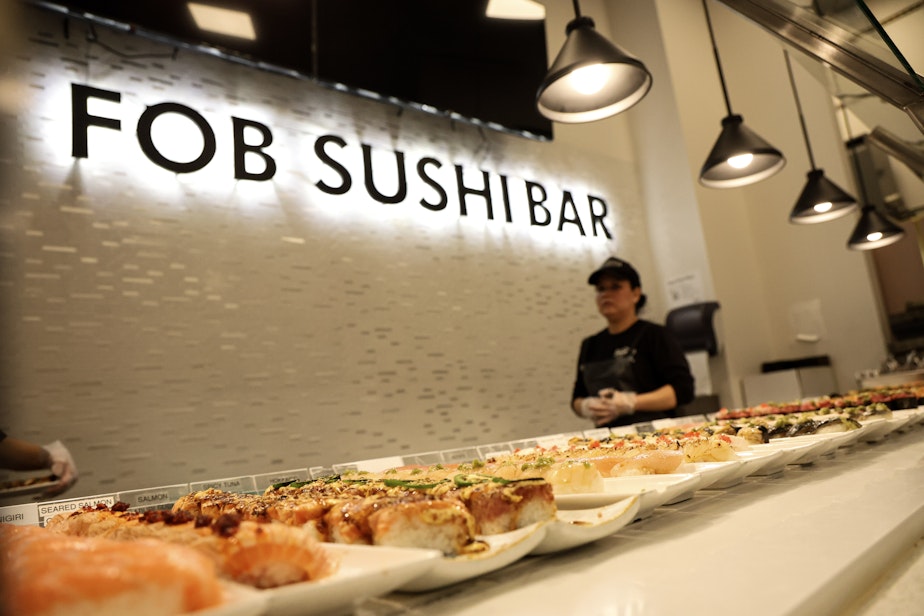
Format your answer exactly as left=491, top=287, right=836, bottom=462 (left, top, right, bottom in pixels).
left=45, top=504, right=338, bottom=589
left=1, top=523, right=224, bottom=616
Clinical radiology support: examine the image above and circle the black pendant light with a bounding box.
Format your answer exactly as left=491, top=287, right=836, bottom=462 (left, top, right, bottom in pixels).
left=783, top=51, right=857, bottom=224
left=840, top=105, right=905, bottom=251
left=536, top=0, right=652, bottom=123
left=699, top=0, right=784, bottom=188
left=847, top=205, right=905, bottom=250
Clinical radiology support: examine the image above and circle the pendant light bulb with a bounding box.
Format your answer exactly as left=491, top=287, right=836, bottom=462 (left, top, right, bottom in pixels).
left=727, top=153, right=753, bottom=169
left=536, top=3, right=652, bottom=123
left=568, top=64, right=609, bottom=95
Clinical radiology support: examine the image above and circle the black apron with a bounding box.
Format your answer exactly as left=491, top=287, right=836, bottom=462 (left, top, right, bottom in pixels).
left=580, top=323, right=648, bottom=396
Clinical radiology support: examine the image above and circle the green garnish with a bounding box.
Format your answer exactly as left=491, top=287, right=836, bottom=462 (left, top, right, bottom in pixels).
left=452, top=473, right=513, bottom=487
left=382, top=478, right=445, bottom=490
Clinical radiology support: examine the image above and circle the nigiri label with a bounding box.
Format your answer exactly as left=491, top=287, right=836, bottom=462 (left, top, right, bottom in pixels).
left=0, top=504, right=39, bottom=526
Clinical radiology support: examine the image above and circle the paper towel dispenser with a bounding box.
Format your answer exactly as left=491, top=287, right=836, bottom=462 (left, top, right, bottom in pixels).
left=666, top=301, right=721, bottom=356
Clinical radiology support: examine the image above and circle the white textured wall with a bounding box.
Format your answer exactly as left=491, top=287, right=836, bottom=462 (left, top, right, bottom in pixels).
left=0, top=5, right=655, bottom=499
left=650, top=0, right=890, bottom=403
left=2, top=1, right=905, bottom=503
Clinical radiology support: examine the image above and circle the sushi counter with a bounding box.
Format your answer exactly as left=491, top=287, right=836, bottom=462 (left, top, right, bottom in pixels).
left=2, top=407, right=923, bottom=616
left=370, top=417, right=924, bottom=616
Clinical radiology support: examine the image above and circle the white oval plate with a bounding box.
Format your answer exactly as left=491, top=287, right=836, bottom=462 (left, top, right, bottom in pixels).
left=261, top=543, right=442, bottom=615
left=882, top=413, right=916, bottom=435
left=200, top=583, right=269, bottom=616
left=654, top=473, right=704, bottom=507
left=531, top=495, right=639, bottom=555
left=914, top=407, right=924, bottom=425
left=398, top=521, right=548, bottom=592
left=891, top=407, right=924, bottom=427
left=732, top=448, right=786, bottom=478
left=554, top=472, right=701, bottom=513
left=748, top=439, right=824, bottom=469
left=781, top=429, right=862, bottom=461
left=860, top=418, right=897, bottom=442
left=612, top=473, right=702, bottom=513
left=829, top=424, right=869, bottom=448
left=681, top=460, right=744, bottom=490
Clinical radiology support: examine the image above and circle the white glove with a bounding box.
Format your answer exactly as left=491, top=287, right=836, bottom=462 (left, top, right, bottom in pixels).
left=41, top=440, right=78, bottom=497
left=579, top=397, right=599, bottom=419
left=600, top=389, right=637, bottom=414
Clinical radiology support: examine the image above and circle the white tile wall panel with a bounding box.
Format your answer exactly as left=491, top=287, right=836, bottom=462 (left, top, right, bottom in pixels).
left=0, top=5, right=656, bottom=500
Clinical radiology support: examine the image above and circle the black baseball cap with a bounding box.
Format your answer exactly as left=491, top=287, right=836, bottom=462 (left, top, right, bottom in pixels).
left=587, top=257, right=641, bottom=287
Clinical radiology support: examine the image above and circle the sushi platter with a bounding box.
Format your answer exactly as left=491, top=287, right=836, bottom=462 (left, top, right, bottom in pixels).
left=2, top=392, right=922, bottom=616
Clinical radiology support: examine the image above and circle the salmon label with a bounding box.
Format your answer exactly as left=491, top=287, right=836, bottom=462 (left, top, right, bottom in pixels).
left=118, top=484, right=191, bottom=510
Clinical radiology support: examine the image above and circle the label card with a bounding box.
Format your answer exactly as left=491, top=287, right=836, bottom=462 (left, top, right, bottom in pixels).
left=118, top=484, right=191, bottom=511
left=189, top=476, right=257, bottom=494
left=0, top=503, right=40, bottom=526
left=253, top=469, right=310, bottom=492
left=37, top=494, right=118, bottom=526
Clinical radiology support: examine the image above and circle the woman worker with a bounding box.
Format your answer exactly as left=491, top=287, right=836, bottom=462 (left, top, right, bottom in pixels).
left=572, top=257, right=695, bottom=428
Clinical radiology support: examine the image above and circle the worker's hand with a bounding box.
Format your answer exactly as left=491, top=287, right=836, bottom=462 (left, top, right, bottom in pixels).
left=40, top=441, right=78, bottom=497
left=593, top=389, right=637, bottom=425
left=579, top=395, right=621, bottom=427
left=579, top=396, right=602, bottom=420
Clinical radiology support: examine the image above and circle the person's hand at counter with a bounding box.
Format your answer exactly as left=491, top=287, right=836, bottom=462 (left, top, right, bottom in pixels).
left=577, top=390, right=637, bottom=426
left=41, top=440, right=78, bottom=497
left=0, top=432, right=79, bottom=498
left=600, top=389, right=637, bottom=413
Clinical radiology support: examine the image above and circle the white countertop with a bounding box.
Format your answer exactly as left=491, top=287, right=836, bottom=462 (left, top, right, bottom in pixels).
left=858, top=369, right=924, bottom=389
left=359, top=425, right=924, bottom=616
left=844, top=535, right=924, bottom=616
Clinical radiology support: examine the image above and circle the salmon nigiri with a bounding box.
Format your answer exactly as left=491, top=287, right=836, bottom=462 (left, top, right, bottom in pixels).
left=1, top=523, right=224, bottom=616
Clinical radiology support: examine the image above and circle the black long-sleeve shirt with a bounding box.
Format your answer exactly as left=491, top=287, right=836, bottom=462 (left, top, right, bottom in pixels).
left=572, top=320, right=695, bottom=427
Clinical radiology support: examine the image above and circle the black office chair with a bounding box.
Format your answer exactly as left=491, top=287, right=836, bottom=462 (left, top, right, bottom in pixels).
left=665, top=301, right=721, bottom=356
left=665, top=301, right=722, bottom=417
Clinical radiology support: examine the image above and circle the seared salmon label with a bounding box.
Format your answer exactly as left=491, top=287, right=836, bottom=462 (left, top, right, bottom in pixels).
left=38, top=495, right=117, bottom=524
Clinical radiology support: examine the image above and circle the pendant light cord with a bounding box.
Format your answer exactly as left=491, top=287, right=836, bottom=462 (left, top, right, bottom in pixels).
left=572, top=0, right=581, bottom=18
left=841, top=103, right=871, bottom=206
left=702, top=0, right=733, bottom=116
left=784, top=50, right=816, bottom=170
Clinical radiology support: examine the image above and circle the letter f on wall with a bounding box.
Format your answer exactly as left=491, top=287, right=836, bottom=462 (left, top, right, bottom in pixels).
left=71, top=83, right=121, bottom=158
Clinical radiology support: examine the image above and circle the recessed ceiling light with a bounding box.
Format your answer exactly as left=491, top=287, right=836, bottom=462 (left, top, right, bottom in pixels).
left=486, top=0, right=545, bottom=20
left=187, top=3, right=256, bottom=40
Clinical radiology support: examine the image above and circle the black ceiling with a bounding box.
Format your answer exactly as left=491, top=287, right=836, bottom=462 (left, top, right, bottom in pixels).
left=33, top=0, right=553, bottom=138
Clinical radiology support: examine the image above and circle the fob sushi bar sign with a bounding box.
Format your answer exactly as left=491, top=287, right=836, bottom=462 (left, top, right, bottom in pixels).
left=70, top=83, right=613, bottom=239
